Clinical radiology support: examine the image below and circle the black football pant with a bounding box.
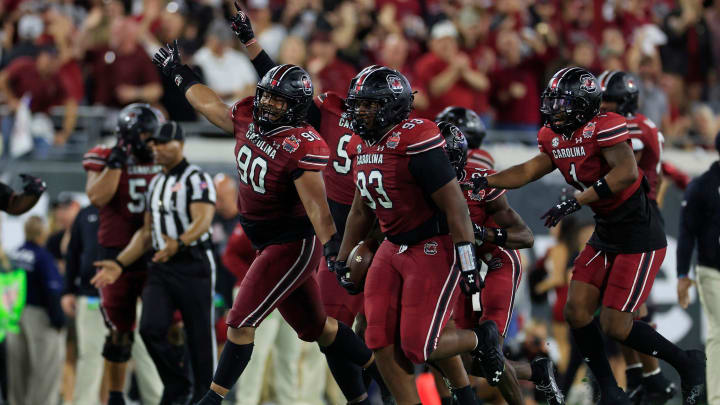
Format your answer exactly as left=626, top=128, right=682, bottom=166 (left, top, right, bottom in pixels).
left=139, top=248, right=216, bottom=404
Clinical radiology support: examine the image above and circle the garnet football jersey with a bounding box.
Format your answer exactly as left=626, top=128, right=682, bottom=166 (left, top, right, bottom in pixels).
left=537, top=112, right=641, bottom=216
left=314, top=92, right=355, bottom=205
left=83, top=147, right=161, bottom=248
left=348, top=118, right=448, bottom=239
left=627, top=113, right=662, bottom=201
left=230, top=98, right=331, bottom=248
left=467, top=148, right=495, bottom=170
left=462, top=162, right=505, bottom=255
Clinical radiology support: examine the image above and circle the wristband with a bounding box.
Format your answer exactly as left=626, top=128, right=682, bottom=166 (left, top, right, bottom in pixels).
left=592, top=177, right=613, bottom=199
left=456, top=242, right=477, bottom=272
left=172, top=64, right=201, bottom=94
left=112, top=258, right=126, bottom=270
left=491, top=228, right=508, bottom=247
left=244, top=38, right=257, bottom=46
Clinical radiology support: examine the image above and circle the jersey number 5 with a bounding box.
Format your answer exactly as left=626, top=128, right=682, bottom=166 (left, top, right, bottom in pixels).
left=237, top=145, right=268, bottom=194
left=332, top=134, right=353, bottom=175
left=357, top=170, right=392, bottom=209
left=127, top=178, right=146, bottom=213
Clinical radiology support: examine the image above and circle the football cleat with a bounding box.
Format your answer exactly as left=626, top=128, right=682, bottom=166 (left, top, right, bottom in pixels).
left=643, top=371, right=677, bottom=404
left=471, top=320, right=505, bottom=387
left=679, top=350, right=707, bottom=405
left=600, top=386, right=633, bottom=405
left=531, top=357, right=565, bottom=405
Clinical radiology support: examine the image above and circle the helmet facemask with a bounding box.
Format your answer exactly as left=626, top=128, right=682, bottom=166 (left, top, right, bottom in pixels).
left=346, top=97, right=386, bottom=142
left=540, top=91, right=592, bottom=137
left=252, top=87, right=307, bottom=133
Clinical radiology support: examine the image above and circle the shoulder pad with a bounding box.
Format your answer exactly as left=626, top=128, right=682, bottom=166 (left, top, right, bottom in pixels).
left=594, top=112, right=629, bottom=145
left=315, top=91, right=345, bottom=116
left=390, top=118, right=445, bottom=155
left=281, top=126, right=330, bottom=171
left=230, top=97, right=254, bottom=125
left=83, top=146, right=111, bottom=172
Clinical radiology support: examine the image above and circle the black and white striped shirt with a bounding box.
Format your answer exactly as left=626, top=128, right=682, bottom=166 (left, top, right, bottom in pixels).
left=146, top=159, right=216, bottom=251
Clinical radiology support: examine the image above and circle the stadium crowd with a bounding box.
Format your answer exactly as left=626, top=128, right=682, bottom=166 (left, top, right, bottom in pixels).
left=0, top=0, right=719, bottom=151
left=0, top=1, right=717, bottom=405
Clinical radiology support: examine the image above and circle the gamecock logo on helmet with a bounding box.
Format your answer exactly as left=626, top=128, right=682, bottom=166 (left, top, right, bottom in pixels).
left=386, top=75, right=403, bottom=93
left=580, top=74, right=597, bottom=93
left=301, top=75, right=312, bottom=95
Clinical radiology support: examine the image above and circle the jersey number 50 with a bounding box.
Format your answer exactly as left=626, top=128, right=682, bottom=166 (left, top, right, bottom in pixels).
left=357, top=170, right=392, bottom=209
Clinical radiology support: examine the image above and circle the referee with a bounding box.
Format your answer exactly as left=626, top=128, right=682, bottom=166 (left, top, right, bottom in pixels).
left=93, top=121, right=217, bottom=404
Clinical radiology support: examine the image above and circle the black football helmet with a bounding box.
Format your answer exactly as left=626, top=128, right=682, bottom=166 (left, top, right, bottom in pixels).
left=435, top=106, right=486, bottom=149
left=345, top=65, right=414, bottom=142
left=540, top=67, right=601, bottom=137
left=253, top=64, right=314, bottom=133
left=597, top=70, right=639, bottom=116
left=438, top=121, right=468, bottom=180
left=116, top=103, right=165, bottom=162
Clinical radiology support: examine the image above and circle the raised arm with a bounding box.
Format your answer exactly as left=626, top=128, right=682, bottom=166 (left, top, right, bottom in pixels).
left=152, top=41, right=233, bottom=133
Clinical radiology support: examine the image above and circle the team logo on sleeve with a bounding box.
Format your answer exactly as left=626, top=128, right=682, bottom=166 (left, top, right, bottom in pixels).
left=424, top=241, right=438, bottom=255
left=582, top=121, right=596, bottom=138
left=301, top=75, right=313, bottom=95
left=386, top=132, right=401, bottom=149
left=386, top=75, right=404, bottom=93
left=283, top=135, right=301, bottom=153
left=552, top=137, right=560, bottom=148
left=174, top=74, right=183, bottom=87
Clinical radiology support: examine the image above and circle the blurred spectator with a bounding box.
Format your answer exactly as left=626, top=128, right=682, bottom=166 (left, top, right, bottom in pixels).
left=489, top=28, right=545, bottom=132
left=7, top=216, right=66, bottom=405
left=61, top=204, right=103, bottom=405
left=278, top=35, right=307, bottom=66
left=46, top=192, right=82, bottom=274
left=0, top=44, right=83, bottom=152
left=248, top=0, right=286, bottom=60
left=414, top=20, right=489, bottom=119
left=0, top=13, right=43, bottom=68
left=456, top=6, right=495, bottom=120
left=193, top=19, right=256, bottom=103
left=307, top=29, right=356, bottom=95
left=89, top=17, right=162, bottom=107
left=377, top=33, right=429, bottom=110
left=569, top=39, right=598, bottom=72
left=685, top=103, right=719, bottom=149
left=211, top=173, right=239, bottom=312
left=637, top=53, right=669, bottom=129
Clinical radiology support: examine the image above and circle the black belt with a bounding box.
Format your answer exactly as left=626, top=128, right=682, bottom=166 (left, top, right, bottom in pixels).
left=386, top=213, right=449, bottom=245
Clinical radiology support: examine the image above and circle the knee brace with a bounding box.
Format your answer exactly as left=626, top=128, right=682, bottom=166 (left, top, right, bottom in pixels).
left=102, top=331, right=134, bottom=363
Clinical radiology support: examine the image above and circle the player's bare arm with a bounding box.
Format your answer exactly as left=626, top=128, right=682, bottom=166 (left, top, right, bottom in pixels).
left=483, top=195, right=534, bottom=249
left=295, top=170, right=337, bottom=245
left=86, top=169, right=122, bottom=208
left=337, top=189, right=376, bottom=261
left=431, top=180, right=474, bottom=244
left=485, top=153, right=555, bottom=190
left=575, top=141, right=638, bottom=206
left=152, top=41, right=234, bottom=133
left=91, top=211, right=152, bottom=288
left=153, top=202, right=215, bottom=263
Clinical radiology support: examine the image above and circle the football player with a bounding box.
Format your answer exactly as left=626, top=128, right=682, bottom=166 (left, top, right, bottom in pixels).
left=329, top=66, right=497, bottom=405
left=436, top=106, right=493, bottom=169
left=472, top=67, right=706, bottom=405
left=228, top=7, right=392, bottom=401
left=153, top=42, right=380, bottom=405
left=83, top=103, right=164, bottom=405
left=438, top=122, right=564, bottom=405
left=598, top=70, right=677, bottom=404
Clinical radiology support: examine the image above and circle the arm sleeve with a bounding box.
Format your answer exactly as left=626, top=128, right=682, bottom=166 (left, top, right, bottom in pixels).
left=677, top=180, right=701, bottom=278
left=186, top=171, right=216, bottom=204
left=408, top=147, right=457, bottom=195
left=0, top=182, right=13, bottom=211
left=251, top=50, right=276, bottom=79
left=63, top=212, right=83, bottom=295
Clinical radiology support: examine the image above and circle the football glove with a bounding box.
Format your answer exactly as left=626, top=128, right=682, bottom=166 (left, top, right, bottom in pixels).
left=106, top=140, right=128, bottom=169
left=541, top=197, right=581, bottom=227
left=471, top=175, right=489, bottom=194
left=457, top=242, right=483, bottom=296
left=230, top=1, right=256, bottom=45
left=19, top=174, right=46, bottom=196
left=473, top=223, right=487, bottom=246
left=152, top=40, right=182, bottom=77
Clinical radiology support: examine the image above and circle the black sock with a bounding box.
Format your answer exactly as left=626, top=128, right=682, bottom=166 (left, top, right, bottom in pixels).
left=108, top=391, right=125, bottom=405
left=622, top=321, right=690, bottom=371
left=625, top=363, right=642, bottom=390
left=197, top=390, right=224, bottom=405
left=441, top=396, right=454, bottom=405
left=213, top=341, right=253, bottom=389
left=320, top=322, right=372, bottom=402
left=364, top=362, right=392, bottom=399
left=452, top=385, right=476, bottom=405
left=571, top=320, right=618, bottom=391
